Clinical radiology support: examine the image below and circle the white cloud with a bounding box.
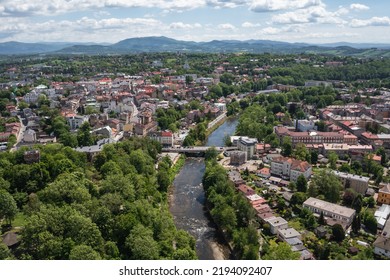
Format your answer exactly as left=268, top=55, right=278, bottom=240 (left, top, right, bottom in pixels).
left=250, top=0, right=323, bottom=13
left=0, top=0, right=209, bottom=16
left=169, top=22, right=202, bottom=29
left=0, top=16, right=165, bottom=42
left=261, top=27, right=282, bottom=35
left=241, top=21, right=261, bottom=28
left=272, top=6, right=347, bottom=25
left=257, top=25, right=303, bottom=35
left=206, top=0, right=248, bottom=8
left=217, top=23, right=237, bottom=30
left=350, top=3, right=370, bottom=11
left=350, top=16, right=390, bottom=27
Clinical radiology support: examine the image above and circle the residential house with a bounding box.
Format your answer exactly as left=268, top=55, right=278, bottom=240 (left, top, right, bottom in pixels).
left=266, top=217, right=289, bottom=234
left=67, top=115, right=89, bottom=130
left=378, top=184, right=390, bottom=205
left=373, top=220, right=390, bottom=258
left=375, top=204, right=390, bottom=229
left=303, top=197, right=356, bottom=227
left=23, top=129, right=37, bottom=143
left=148, top=130, right=173, bottom=147
left=270, top=156, right=312, bottom=182
left=332, top=171, right=369, bottom=195
left=278, top=227, right=302, bottom=243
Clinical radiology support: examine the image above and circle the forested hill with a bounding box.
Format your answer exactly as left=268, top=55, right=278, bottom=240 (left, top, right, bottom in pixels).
left=1, top=36, right=390, bottom=57
left=0, top=138, right=196, bottom=260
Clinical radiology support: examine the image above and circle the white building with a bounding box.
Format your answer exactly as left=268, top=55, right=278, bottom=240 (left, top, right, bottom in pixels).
left=237, top=136, right=258, bottom=160
left=23, top=90, right=42, bottom=104
left=375, top=204, right=390, bottom=229
left=266, top=216, right=289, bottom=234
left=295, top=119, right=317, bottom=132
left=270, top=156, right=312, bottom=182
left=303, top=197, right=356, bottom=226
left=67, top=115, right=89, bottom=130
left=148, top=130, right=173, bottom=147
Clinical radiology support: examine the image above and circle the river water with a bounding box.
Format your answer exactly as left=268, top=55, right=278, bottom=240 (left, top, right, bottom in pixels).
left=169, top=118, right=238, bottom=260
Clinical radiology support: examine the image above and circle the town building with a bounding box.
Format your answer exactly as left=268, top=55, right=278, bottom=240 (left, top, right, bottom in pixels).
left=375, top=204, right=390, bottom=229
left=23, top=129, right=37, bottom=143
left=295, top=119, right=317, bottom=132
left=378, top=184, right=390, bottom=205
left=275, top=126, right=357, bottom=147
left=66, top=115, right=89, bottom=130
left=230, top=151, right=247, bottom=165
left=266, top=216, right=289, bottom=235
left=373, top=220, right=390, bottom=258
left=236, top=136, right=258, bottom=160
left=332, top=171, right=370, bottom=195
left=270, top=156, right=312, bottom=182
left=303, top=197, right=356, bottom=227
left=148, top=130, right=173, bottom=147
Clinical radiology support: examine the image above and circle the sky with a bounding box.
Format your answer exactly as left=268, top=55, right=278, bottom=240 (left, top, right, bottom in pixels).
left=0, top=0, right=389, bottom=44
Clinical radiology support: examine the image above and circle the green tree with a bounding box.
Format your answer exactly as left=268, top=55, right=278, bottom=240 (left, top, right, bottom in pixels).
left=262, top=240, right=300, bottom=260
left=311, top=150, right=318, bottom=164
left=77, top=122, right=94, bottom=147
left=331, top=224, right=345, bottom=242
left=362, top=210, right=377, bottom=234
left=288, top=181, right=297, bottom=191
left=352, top=194, right=363, bottom=214
left=0, top=189, right=18, bottom=225
left=125, top=224, right=160, bottom=260
left=281, top=136, right=292, bottom=157
left=352, top=214, right=361, bottom=234
left=296, top=174, right=307, bottom=193
left=69, top=245, right=101, bottom=260
left=306, top=214, right=318, bottom=230
left=310, top=169, right=342, bottom=203
left=290, top=192, right=307, bottom=207
left=0, top=243, right=13, bottom=260
left=318, top=211, right=326, bottom=225
left=293, top=143, right=310, bottom=162
left=328, top=152, right=338, bottom=170
left=205, top=146, right=219, bottom=161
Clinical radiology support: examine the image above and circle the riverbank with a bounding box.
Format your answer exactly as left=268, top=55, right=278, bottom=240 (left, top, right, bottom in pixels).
left=169, top=154, right=186, bottom=182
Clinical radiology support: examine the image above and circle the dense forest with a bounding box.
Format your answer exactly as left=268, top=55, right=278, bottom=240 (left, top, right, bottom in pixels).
left=202, top=152, right=259, bottom=259
left=0, top=138, right=196, bottom=260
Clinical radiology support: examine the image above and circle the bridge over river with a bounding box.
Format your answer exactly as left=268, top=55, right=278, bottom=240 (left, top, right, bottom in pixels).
left=162, top=146, right=237, bottom=156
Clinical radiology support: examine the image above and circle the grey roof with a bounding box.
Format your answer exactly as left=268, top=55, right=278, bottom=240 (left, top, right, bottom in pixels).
left=286, top=237, right=303, bottom=246
left=333, top=171, right=369, bottom=183
left=267, top=216, right=288, bottom=227
left=278, top=227, right=301, bottom=239
left=373, top=236, right=390, bottom=251
left=303, top=197, right=356, bottom=219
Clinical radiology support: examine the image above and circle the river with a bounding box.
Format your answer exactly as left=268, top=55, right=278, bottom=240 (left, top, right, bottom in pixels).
left=169, top=117, right=238, bottom=260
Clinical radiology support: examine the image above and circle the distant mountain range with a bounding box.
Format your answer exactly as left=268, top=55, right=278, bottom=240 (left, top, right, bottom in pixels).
left=1, top=36, right=390, bottom=57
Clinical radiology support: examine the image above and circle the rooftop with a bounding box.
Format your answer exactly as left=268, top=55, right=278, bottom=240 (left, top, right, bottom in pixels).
left=303, top=197, right=355, bottom=218
left=333, top=171, right=370, bottom=183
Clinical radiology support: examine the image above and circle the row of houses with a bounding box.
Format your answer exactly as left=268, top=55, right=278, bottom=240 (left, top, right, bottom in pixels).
left=228, top=170, right=313, bottom=259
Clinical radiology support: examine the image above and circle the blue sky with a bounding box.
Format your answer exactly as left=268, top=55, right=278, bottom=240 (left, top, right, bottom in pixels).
left=0, top=0, right=389, bottom=43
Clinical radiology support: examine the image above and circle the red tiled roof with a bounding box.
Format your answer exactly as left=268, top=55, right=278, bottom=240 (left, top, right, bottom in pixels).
left=362, top=132, right=378, bottom=139
left=238, top=184, right=255, bottom=196
left=161, top=131, right=173, bottom=137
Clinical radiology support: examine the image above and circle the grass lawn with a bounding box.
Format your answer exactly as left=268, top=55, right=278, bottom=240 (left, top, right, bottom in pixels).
left=12, top=212, right=28, bottom=228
